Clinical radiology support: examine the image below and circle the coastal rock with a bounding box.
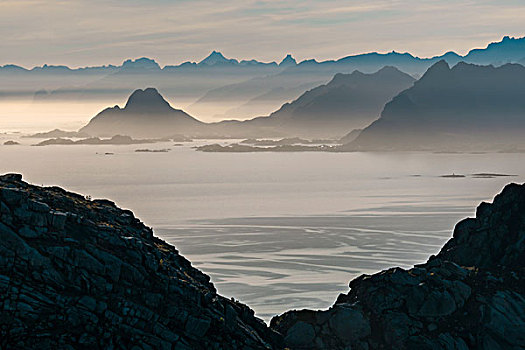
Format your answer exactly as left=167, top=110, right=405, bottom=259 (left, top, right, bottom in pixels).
left=1, top=172, right=524, bottom=349
left=271, top=182, right=525, bottom=349
left=0, top=173, right=281, bottom=349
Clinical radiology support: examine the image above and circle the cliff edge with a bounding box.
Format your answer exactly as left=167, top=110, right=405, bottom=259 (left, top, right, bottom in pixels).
left=0, top=174, right=281, bottom=349
left=271, top=183, right=525, bottom=349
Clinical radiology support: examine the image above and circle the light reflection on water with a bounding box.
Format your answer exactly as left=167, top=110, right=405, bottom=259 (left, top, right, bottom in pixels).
left=0, top=138, right=523, bottom=320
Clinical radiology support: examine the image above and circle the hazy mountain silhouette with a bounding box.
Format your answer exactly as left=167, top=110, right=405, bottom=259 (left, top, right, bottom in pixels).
left=120, top=57, right=161, bottom=72
left=198, top=51, right=239, bottom=66
left=80, top=88, right=204, bottom=138
left=79, top=70, right=414, bottom=139
left=3, top=36, right=524, bottom=122
left=191, top=36, right=525, bottom=120
left=186, top=72, right=324, bottom=120
left=221, top=66, right=415, bottom=138
left=4, top=36, right=523, bottom=75
left=216, top=81, right=320, bottom=120
left=279, top=54, right=297, bottom=67
left=463, top=36, right=525, bottom=65
left=347, top=61, right=525, bottom=151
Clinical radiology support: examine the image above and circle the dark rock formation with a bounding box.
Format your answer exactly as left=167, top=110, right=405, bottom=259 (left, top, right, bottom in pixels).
left=0, top=174, right=281, bottom=349
left=1, top=173, right=524, bottom=349
left=271, top=183, right=525, bottom=349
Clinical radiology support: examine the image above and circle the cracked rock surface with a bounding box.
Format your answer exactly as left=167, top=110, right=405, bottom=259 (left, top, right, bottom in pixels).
left=271, top=183, right=525, bottom=349
left=1, top=173, right=524, bottom=349
left=0, top=173, right=282, bottom=349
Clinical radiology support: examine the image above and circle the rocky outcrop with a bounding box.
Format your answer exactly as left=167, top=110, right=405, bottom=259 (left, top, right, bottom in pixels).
left=2, top=173, right=524, bottom=349
left=0, top=174, right=281, bottom=349
left=271, top=182, right=525, bottom=349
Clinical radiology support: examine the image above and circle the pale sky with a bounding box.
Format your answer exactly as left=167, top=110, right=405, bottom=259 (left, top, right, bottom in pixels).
left=1, top=0, right=524, bottom=68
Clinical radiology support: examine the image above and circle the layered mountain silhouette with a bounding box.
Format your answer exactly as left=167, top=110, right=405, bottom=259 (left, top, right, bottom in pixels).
left=221, top=66, right=415, bottom=138
left=346, top=61, right=525, bottom=151
left=79, top=67, right=415, bottom=139
left=80, top=88, right=204, bottom=138
left=3, top=36, right=525, bottom=122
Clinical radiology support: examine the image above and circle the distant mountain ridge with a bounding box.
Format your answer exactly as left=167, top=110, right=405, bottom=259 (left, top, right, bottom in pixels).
left=2, top=35, right=524, bottom=73
left=3, top=35, right=525, bottom=123
left=223, top=66, right=416, bottom=138
left=79, top=88, right=205, bottom=138
left=78, top=66, right=415, bottom=139
left=346, top=60, right=525, bottom=151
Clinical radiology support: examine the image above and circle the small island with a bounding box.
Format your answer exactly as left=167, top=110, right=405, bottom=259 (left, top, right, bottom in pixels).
left=23, top=129, right=90, bottom=139
left=135, top=148, right=171, bottom=153
left=33, top=135, right=160, bottom=146
left=3, top=140, right=20, bottom=146
left=195, top=143, right=337, bottom=152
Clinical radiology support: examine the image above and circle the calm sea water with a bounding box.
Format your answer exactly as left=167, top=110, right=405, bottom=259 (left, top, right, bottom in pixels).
left=1, top=134, right=523, bottom=320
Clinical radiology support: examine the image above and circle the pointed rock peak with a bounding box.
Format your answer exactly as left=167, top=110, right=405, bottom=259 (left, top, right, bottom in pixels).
left=279, top=54, right=297, bottom=67
left=199, top=51, right=238, bottom=65
left=421, top=60, right=451, bottom=78
left=376, top=65, right=402, bottom=75
left=121, top=57, right=161, bottom=70
left=124, top=88, right=172, bottom=111
left=328, top=72, right=348, bottom=84
left=209, top=50, right=225, bottom=59
left=328, top=71, right=362, bottom=85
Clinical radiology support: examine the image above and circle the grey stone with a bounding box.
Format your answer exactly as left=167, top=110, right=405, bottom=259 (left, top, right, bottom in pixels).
left=18, top=225, right=41, bottom=238
left=50, top=211, right=68, bottom=230
left=284, top=321, right=316, bottom=348
left=417, top=290, right=456, bottom=317
left=329, top=307, right=371, bottom=343
left=185, top=316, right=211, bottom=337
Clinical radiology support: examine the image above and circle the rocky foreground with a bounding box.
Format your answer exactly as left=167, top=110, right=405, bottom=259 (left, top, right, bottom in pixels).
left=272, top=183, right=525, bottom=349
left=1, top=174, right=524, bottom=349
left=0, top=174, right=281, bottom=349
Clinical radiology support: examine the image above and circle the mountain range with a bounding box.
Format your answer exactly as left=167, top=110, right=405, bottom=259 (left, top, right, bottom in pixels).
left=346, top=60, right=525, bottom=151
left=3, top=36, right=524, bottom=73
left=76, top=66, right=416, bottom=139
left=219, top=66, right=415, bottom=138
left=79, top=88, right=204, bottom=138
left=2, top=36, right=525, bottom=122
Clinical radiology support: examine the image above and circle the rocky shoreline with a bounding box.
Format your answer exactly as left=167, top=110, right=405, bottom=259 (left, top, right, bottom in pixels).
left=1, top=173, right=524, bottom=349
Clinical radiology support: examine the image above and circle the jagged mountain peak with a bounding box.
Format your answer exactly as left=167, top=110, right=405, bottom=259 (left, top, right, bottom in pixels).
left=199, top=51, right=239, bottom=65
left=121, top=57, right=161, bottom=71
left=123, top=87, right=172, bottom=112
left=279, top=54, right=297, bottom=67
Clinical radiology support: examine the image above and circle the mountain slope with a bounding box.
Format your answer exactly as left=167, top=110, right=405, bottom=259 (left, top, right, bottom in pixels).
left=0, top=173, right=281, bottom=349
left=78, top=68, right=415, bottom=139
left=80, top=88, right=205, bottom=138
left=224, top=66, right=415, bottom=138
left=347, top=61, right=525, bottom=151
